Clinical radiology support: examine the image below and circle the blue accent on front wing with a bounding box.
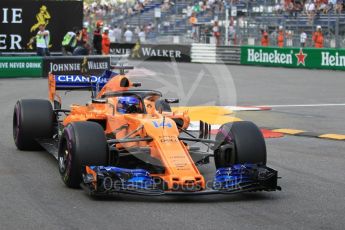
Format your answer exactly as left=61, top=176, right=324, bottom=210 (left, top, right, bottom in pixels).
left=82, top=164, right=279, bottom=196
left=90, top=166, right=155, bottom=190
left=213, top=164, right=258, bottom=190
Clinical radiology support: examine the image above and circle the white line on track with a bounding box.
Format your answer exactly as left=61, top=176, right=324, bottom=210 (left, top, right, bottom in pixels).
left=256, top=103, right=345, bottom=108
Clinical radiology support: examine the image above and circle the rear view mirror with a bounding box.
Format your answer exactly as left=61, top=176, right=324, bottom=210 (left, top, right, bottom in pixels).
left=165, top=98, right=179, bottom=103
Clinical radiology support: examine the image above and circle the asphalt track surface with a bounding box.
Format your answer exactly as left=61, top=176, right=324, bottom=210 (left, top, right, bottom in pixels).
left=1, top=61, right=345, bottom=229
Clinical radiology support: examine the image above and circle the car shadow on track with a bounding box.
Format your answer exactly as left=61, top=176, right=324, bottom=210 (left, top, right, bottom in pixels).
left=87, top=192, right=280, bottom=203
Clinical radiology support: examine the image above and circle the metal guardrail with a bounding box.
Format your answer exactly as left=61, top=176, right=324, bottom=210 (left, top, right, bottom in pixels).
left=216, top=46, right=241, bottom=64
left=191, top=43, right=240, bottom=64
left=191, top=43, right=217, bottom=63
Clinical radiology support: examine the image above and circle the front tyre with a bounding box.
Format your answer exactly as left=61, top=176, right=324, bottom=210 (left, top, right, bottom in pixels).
left=214, top=121, right=267, bottom=168
left=58, top=122, right=108, bottom=188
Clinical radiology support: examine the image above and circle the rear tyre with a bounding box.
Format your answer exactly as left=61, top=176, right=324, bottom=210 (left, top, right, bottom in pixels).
left=214, top=121, right=266, bottom=168
left=13, top=99, right=54, bottom=150
left=155, top=99, right=172, bottom=112
left=58, top=122, right=108, bottom=188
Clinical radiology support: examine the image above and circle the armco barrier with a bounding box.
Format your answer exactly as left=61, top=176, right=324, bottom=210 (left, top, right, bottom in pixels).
left=191, top=43, right=217, bottom=63
left=241, top=46, right=345, bottom=70
left=191, top=44, right=241, bottom=64
left=216, top=46, right=241, bottom=64
left=0, top=56, right=42, bottom=78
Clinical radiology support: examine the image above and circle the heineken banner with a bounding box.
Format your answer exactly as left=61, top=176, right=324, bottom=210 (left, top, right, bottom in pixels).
left=43, top=56, right=110, bottom=77
left=0, top=57, right=42, bottom=78
left=241, top=46, right=345, bottom=70
left=110, top=43, right=191, bottom=62
left=0, top=0, right=83, bottom=53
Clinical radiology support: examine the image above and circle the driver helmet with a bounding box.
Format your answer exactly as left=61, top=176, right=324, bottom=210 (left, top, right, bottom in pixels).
left=117, top=96, right=140, bottom=114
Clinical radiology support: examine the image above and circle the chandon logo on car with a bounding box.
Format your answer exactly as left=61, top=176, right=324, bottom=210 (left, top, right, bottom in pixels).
left=55, top=75, right=108, bottom=83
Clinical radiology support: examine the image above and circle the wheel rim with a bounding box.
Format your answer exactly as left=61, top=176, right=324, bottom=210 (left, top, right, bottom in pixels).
left=59, top=141, right=72, bottom=175
left=13, top=106, right=20, bottom=143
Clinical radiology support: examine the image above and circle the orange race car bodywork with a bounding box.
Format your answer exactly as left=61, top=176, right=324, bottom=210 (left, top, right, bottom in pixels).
left=13, top=66, right=280, bottom=196
left=48, top=70, right=206, bottom=190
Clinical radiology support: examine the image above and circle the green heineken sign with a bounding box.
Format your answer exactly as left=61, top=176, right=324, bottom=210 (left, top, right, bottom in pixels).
left=246, top=48, right=294, bottom=65
left=0, top=57, right=42, bottom=78
left=241, top=46, right=345, bottom=70
left=321, top=52, right=345, bottom=67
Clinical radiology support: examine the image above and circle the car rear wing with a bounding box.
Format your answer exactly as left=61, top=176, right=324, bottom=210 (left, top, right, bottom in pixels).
left=48, top=70, right=116, bottom=107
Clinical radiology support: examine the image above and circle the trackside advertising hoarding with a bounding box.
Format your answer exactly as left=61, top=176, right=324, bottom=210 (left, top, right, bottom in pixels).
left=43, top=56, right=110, bottom=76
left=241, top=46, right=345, bottom=70
left=0, top=56, right=110, bottom=78
left=0, top=0, right=83, bottom=52
left=0, top=57, right=42, bottom=78
left=110, top=43, right=191, bottom=62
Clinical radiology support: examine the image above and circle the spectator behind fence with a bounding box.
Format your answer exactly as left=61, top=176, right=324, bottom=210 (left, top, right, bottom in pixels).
left=305, top=1, right=316, bottom=23
left=270, top=29, right=278, bottom=46
left=135, top=26, right=140, bottom=35
left=108, top=26, right=115, bottom=43
left=102, top=27, right=110, bottom=55
left=73, top=27, right=90, bottom=56
left=138, top=28, right=146, bottom=42
left=286, top=30, right=293, bottom=47
left=80, top=26, right=89, bottom=45
left=228, top=22, right=236, bottom=45
left=335, top=0, right=343, bottom=14
left=27, top=23, right=50, bottom=56
left=193, top=2, right=201, bottom=13
left=189, top=13, right=198, bottom=40
left=61, top=28, right=78, bottom=55
left=113, top=26, right=122, bottom=43
left=124, top=27, right=133, bottom=43
left=93, top=20, right=103, bottom=54
left=261, top=30, right=269, bottom=46
left=300, top=30, right=307, bottom=47
left=274, top=1, right=284, bottom=14
left=318, top=0, right=329, bottom=14
left=313, top=25, right=324, bottom=48
left=213, top=20, right=220, bottom=46
left=329, top=0, right=337, bottom=12
left=277, top=26, right=284, bottom=47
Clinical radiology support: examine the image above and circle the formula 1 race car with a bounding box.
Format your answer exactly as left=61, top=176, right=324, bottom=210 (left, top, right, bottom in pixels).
left=13, top=66, right=280, bottom=196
